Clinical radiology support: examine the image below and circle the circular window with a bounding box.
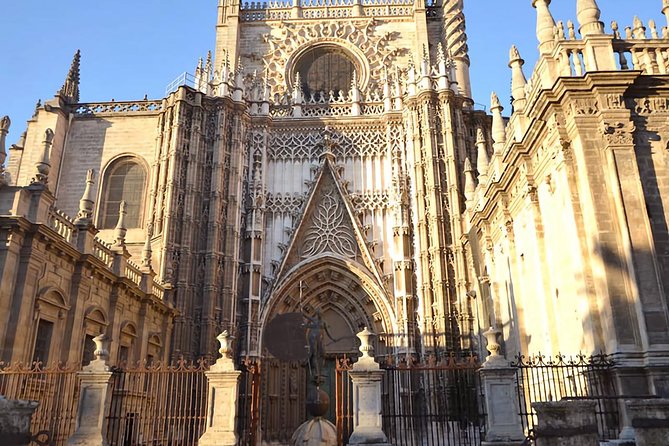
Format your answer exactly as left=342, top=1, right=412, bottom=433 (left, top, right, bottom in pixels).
left=294, top=45, right=359, bottom=98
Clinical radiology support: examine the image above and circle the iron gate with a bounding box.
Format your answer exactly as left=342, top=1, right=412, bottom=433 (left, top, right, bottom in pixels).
left=104, top=359, right=209, bottom=445
left=337, top=355, right=485, bottom=446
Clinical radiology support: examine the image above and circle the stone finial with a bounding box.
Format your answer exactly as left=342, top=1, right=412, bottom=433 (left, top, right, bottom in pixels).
left=567, top=20, right=577, bottom=39
left=532, top=0, right=556, bottom=54
left=75, top=169, right=96, bottom=225
left=0, top=116, right=10, bottom=166
left=490, top=92, right=506, bottom=154
left=509, top=46, right=527, bottom=111
left=350, top=71, right=361, bottom=101
left=577, top=0, right=604, bottom=36
left=464, top=157, right=476, bottom=202
left=476, top=129, right=490, bottom=179
left=0, top=116, right=10, bottom=187
left=113, top=201, right=128, bottom=247
left=649, top=19, right=660, bottom=39
left=217, top=330, right=231, bottom=358
left=292, top=72, right=304, bottom=104
left=32, top=128, right=54, bottom=185
left=141, top=223, right=154, bottom=269
left=664, top=0, right=669, bottom=28
left=356, top=327, right=375, bottom=360
left=633, top=16, right=647, bottom=39
left=406, top=58, right=417, bottom=97
left=58, top=50, right=81, bottom=104
left=482, top=327, right=507, bottom=367
left=205, top=50, right=213, bottom=77
left=84, top=334, right=111, bottom=372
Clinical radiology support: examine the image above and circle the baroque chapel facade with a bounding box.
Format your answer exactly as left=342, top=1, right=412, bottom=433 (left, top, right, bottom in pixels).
left=1, top=0, right=669, bottom=402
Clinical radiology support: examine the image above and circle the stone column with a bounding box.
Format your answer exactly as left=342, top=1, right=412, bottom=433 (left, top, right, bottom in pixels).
left=532, top=401, right=598, bottom=446
left=198, top=331, right=242, bottom=446
left=0, top=396, right=39, bottom=446
left=67, top=335, right=113, bottom=446
left=626, top=399, right=669, bottom=446
left=479, top=328, right=525, bottom=446
left=347, top=328, right=390, bottom=446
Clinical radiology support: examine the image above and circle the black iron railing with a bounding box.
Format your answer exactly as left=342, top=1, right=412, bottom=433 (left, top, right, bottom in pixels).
left=512, top=353, right=619, bottom=441
left=104, top=359, right=209, bottom=446
left=380, top=355, right=484, bottom=446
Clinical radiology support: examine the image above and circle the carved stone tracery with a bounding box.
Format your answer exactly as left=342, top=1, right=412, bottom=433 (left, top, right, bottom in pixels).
left=261, top=19, right=403, bottom=97
left=302, top=186, right=357, bottom=258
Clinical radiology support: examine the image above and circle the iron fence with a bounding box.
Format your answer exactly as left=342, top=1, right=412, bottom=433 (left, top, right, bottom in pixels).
left=105, top=359, right=209, bottom=446
left=512, top=353, right=620, bottom=441
left=0, top=361, right=80, bottom=446
left=380, top=355, right=484, bottom=446
left=335, top=357, right=354, bottom=445
left=237, top=359, right=261, bottom=446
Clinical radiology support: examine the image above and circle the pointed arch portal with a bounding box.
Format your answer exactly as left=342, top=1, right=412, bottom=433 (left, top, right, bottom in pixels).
left=260, top=254, right=396, bottom=356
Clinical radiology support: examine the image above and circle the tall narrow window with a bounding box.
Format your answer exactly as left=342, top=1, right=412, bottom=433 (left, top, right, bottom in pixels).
left=33, top=320, right=53, bottom=363
left=101, top=158, right=146, bottom=229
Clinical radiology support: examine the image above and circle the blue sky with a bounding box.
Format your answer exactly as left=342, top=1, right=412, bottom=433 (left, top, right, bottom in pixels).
left=0, top=1, right=663, bottom=142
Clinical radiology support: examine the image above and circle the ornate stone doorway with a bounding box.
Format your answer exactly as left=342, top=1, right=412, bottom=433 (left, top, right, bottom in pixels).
left=253, top=257, right=394, bottom=444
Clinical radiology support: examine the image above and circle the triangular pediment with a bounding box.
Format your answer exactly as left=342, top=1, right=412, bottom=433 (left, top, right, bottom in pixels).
left=273, top=156, right=384, bottom=288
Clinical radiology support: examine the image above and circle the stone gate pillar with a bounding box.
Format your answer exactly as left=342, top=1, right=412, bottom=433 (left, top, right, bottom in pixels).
left=198, top=331, right=242, bottom=446
left=347, top=328, right=390, bottom=446
left=68, top=334, right=113, bottom=446
left=479, top=328, right=525, bottom=446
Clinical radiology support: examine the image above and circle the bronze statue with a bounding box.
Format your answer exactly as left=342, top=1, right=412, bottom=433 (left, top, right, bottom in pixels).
left=303, top=309, right=338, bottom=384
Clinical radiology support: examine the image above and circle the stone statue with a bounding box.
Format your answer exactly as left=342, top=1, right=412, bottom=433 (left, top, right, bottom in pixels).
left=303, top=308, right=338, bottom=384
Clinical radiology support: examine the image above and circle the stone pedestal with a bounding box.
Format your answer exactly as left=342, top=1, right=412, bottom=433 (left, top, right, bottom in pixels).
left=0, top=396, right=39, bottom=445
left=347, top=328, right=390, bottom=446
left=626, top=398, right=669, bottom=446
left=532, top=401, right=598, bottom=446
left=198, top=331, right=242, bottom=446
left=68, top=335, right=113, bottom=446
left=480, top=328, right=524, bottom=446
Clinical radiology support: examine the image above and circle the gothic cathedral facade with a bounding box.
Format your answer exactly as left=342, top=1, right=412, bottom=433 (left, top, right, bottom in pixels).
left=1, top=0, right=669, bottom=399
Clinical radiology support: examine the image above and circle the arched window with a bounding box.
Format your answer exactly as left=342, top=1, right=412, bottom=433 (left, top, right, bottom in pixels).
left=100, top=158, right=146, bottom=229
left=294, top=45, right=358, bottom=98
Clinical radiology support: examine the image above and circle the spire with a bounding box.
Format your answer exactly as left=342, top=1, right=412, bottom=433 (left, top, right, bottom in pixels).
left=476, top=129, right=490, bottom=179
left=509, top=46, right=528, bottom=112
left=0, top=116, right=10, bottom=187
left=406, top=58, right=417, bottom=97
left=463, top=157, right=476, bottom=202
left=577, top=0, right=604, bottom=36
left=490, top=92, right=506, bottom=154
left=58, top=50, right=81, bottom=103
left=32, top=129, right=54, bottom=186
left=75, top=169, right=96, bottom=225
left=532, top=0, right=556, bottom=54
left=113, top=201, right=128, bottom=247
left=443, top=0, right=472, bottom=100
left=436, top=43, right=449, bottom=90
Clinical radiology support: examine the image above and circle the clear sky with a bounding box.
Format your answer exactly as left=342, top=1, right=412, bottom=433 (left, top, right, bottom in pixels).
left=0, top=1, right=664, bottom=143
